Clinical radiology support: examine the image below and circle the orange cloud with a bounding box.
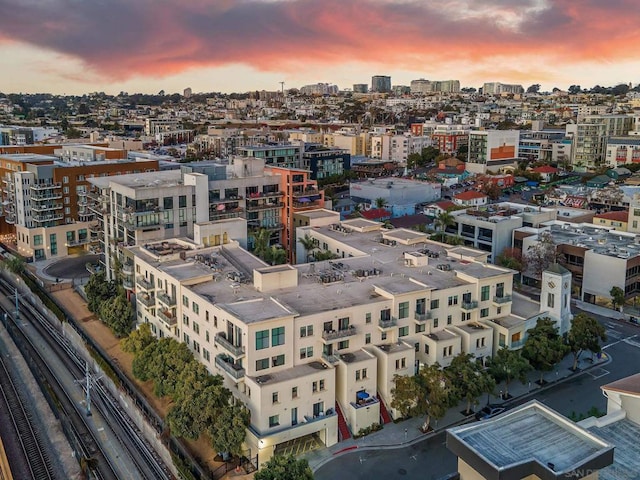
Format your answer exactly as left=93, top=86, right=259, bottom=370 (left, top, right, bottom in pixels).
left=0, top=0, right=638, bottom=83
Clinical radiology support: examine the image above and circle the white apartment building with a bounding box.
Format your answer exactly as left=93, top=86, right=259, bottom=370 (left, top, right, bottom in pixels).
left=466, top=130, right=520, bottom=174
left=482, top=83, right=524, bottom=95
left=126, top=216, right=576, bottom=465
left=604, top=137, right=640, bottom=166
left=370, top=133, right=431, bottom=163
left=570, top=114, right=636, bottom=169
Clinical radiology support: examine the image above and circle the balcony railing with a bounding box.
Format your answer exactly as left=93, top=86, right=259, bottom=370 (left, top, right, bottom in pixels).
left=67, top=237, right=89, bottom=247
left=510, top=339, right=525, bottom=349
left=136, top=276, right=154, bottom=291
left=158, top=309, right=177, bottom=326
left=215, top=355, right=245, bottom=380
left=32, top=203, right=63, bottom=212
left=322, top=326, right=357, bottom=341
left=121, top=263, right=134, bottom=275
left=461, top=301, right=478, bottom=311
left=246, top=202, right=283, bottom=212
left=31, top=192, right=63, bottom=200
left=124, top=219, right=162, bottom=230
left=214, top=334, right=245, bottom=357
left=414, top=311, right=432, bottom=322
left=246, top=191, right=283, bottom=199
left=293, top=200, right=322, bottom=209
left=322, top=353, right=339, bottom=364
left=123, top=278, right=134, bottom=290
left=156, top=291, right=176, bottom=307
left=209, top=209, right=244, bottom=221
left=493, top=294, right=512, bottom=305
left=378, top=317, right=397, bottom=330
left=137, top=294, right=155, bottom=308
left=33, top=213, right=64, bottom=223
left=89, top=222, right=102, bottom=233
left=30, top=182, right=61, bottom=191
left=350, top=395, right=379, bottom=410
left=86, top=263, right=102, bottom=274
left=293, top=188, right=320, bottom=197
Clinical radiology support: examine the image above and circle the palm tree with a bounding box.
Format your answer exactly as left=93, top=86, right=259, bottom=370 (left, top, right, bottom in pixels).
left=374, top=197, right=387, bottom=209
left=435, top=211, right=455, bottom=233
left=298, top=234, right=317, bottom=263
left=252, top=228, right=271, bottom=261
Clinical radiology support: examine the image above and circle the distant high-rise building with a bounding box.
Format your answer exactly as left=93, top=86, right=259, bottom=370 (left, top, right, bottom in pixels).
left=410, top=79, right=460, bottom=94
left=183, top=87, right=192, bottom=98
left=371, top=75, right=391, bottom=93
left=353, top=84, right=369, bottom=94
left=482, top=82, right=524, bottom=95
left=299, top=83, right=339, bottom=95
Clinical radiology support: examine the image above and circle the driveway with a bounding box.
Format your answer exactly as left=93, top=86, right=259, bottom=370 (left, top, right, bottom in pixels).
left=43, top=254, right=99, bottom=280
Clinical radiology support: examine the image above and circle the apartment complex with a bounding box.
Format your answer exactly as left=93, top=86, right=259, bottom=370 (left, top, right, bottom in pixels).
left=371, top=76, right=391, bottom=93
left=126, top=219, right=571, bottom=465
left=569, top=114, right=636, bottom=169
left=410, top=79, right=461, bottom=94
left=481, top=82, right=524, bottom=95
left=466, top=130, right=520, bottom=174
left=0, top=153, right=159, bottom=259
left=237, top=144, right=302, bottom=169
left=300, top=144, right=350, bottom=180
left=431, top=124, right=470, bottom=155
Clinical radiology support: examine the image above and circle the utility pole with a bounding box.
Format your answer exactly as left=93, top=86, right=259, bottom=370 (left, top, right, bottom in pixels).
left=84, top=362, right=93, bottom=416
left=279, top=81, right=285, bottom=96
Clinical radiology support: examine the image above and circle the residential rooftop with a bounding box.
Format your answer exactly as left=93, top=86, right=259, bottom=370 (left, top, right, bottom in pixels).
left=447, top=400, right=614, bottom=480
left=88, top=169, right=184, bottom=190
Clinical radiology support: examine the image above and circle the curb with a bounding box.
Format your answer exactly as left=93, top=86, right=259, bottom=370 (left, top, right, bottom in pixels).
left=311, top=354, right=612, bottom=472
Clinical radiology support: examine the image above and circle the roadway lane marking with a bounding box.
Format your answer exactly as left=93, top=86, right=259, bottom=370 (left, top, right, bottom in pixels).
left=623, top=338, right=640, bottom=348
left=606, top=323, right=619, bottom=329
left=602, top=334, right=637, bottom=349
left=587, top=368, right=610, bottom=380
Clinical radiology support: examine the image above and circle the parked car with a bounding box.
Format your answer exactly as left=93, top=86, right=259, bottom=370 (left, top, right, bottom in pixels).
left=475, top=404, right=507, bottom=421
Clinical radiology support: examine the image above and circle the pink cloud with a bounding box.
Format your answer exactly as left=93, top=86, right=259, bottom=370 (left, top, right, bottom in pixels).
left=0, top=0, right=638, bottom=82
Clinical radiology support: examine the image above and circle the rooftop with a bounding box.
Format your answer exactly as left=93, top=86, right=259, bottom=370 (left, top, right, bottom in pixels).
left=248, top=361, right=328, bottom=386
left=89, top=169, right=184, bottom=190
left=0, top=153, right=57, bottom=163
left=453, top=190, right=487, bottom=201
left=601, top=372, right=640, bottom=396
left=447, top=400, right=614, bottom=480
left=588, top=419, right=640, bottom=480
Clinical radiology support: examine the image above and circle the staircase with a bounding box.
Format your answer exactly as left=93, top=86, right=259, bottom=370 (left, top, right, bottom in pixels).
left=377, top=394, right=393, bottom=424
left=335, top=402, right=351, bottom=441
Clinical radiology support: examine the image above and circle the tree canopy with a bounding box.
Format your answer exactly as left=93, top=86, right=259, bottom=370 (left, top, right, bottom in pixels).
left=98, top=293, right=134, bottom=337
left=254, top=455, right=314, bottom=480
left=446, top=353, right=495, bottom=414
left=522, top=317, right=569, bottom=383
left=486, top=347, right=531, bottom=397
left=567, top=313, right=606, bottom=371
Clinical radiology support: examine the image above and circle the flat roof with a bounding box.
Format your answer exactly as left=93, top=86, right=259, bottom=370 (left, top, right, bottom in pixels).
left=89, top=169, right=183, bottom=189
left=0, top=153, right=57, bottom=163
left=539, top=222, right=640, bottom=259
left=447, top=400, right=614, bottom=480
left=248, top=361, right=328, bottom=386
left=588, top=418, right=640, bottom=480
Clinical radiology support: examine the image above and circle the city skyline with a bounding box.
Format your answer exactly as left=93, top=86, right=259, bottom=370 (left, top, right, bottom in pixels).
left=1, top=0, right=639, bottom=95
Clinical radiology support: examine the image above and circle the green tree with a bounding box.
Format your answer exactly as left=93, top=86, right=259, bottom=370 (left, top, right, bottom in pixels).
left=391, top=363, right=456, bottom=432
left=525, top=231, right=557, bottom=279
left=567, top=313, right=606, bottom=371
left=526, top=84, right=541, bottom=94
left=420, top=146, right=441, bottom=164
left=496, top=247, right=526, bottom=275
left=487, top=347, right=531, bottom=398
left=132, top=338, right=195, bottom=397
left=522, top=317, right=569, bottom=384
left=313, top=250, right=338, bottom=261
left=252, top=228, right=271, bottom=261
left=298, top=234, right=318, bottom=263
left=210, top=404, right=250, bottom=457
left=374, top=197, right=387, bottom=209
left=266, top=245, right=287, bottom=265
left=121, top=322, right=155, bottom=354
left=254, top=454, right=313, bottom=480
left=99, top=293, right=134, bottom=337
left=84, top=271, right=117, bottom=313
left=446, top=353, right=496, bottom=414
left=2, top=255, right=25, bottom=274
left=610, top=286, right=625, bottom=311
left=481, top=182, right=502, bottom=200
left=435, top=211, right=455, bottom=232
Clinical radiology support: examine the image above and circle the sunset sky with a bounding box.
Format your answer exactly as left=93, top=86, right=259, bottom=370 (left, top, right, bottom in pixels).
left=1, top=0, right=639, bottom=95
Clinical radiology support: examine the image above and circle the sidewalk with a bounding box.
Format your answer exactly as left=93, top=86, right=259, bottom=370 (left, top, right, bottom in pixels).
left=304, top=351, right=611, bottom=472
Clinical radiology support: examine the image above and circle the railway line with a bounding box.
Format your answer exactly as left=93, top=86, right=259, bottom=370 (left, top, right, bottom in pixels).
left=0, top=277, right=173, bottom=480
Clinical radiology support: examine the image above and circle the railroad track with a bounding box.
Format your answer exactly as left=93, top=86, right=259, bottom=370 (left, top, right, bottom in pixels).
left=0, top=278, right=173, bottom=480
left=0, top=355, right=56, bottom=480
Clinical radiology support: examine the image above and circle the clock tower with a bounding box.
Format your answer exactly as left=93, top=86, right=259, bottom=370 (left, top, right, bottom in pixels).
left=540, top=263, right=573, bottom=335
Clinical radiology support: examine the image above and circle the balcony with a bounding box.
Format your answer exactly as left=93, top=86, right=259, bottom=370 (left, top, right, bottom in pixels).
left=78, top=210, right=95, bottom=221
left=122, top=263, right=134, bottom=275
left=414, top=311, right=432, bottom=323
left=293, top=187, right=320, bottom=197
left=31, top=192, right=62, bottom=201
left=322, top=353, right=339, bottom=364
left=124, top=219, right=162, bottom=230
left=293, top=199, right=322, bottom=209
left=86, top=263, right=102, bottom=275
left=461, top=301, right=479, bottom=311
left=123, top=278, right=134, bottom=290
left=30, top=182, right=61, bottom=191
left=33, top=213, right=64, bottom=223
left=136, top=276, right=154, bottom=291
left=215, top=355, right=245, bottom=380
left=248, top=222, right=284, bottom=232
left=214, top=333, right=245, bottom=357
left=350, top=395, right=379, bottom=410
left=246, top=201, right=283, bottom=212
left=156, top=291, right=176, bottom=308
left=89, top=222, right=101, bottom=233
left=137, top=294, right=155, bottom=308
left=493, top=294, right=512, bottom=305
left=67, top=237, right=90, bottom=247
left=246, top=191, right=283, bottom=199
left=158, top=309, right=177, bottom=326
left=510, top=339, right=525, bottom=349
left=210, top=195, right=243, bottom=204
left=322, top=326, right=357, bottom=342
left=378, top=317, right=397, bottom=330
left=209, top=208, right=244, bottom=221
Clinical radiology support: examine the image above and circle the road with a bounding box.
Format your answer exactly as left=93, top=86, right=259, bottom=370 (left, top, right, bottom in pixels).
left=315, top=309, right=640, bottom=480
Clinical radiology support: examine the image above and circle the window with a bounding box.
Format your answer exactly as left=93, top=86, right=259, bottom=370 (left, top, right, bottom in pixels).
left=398, top=301, right=409, bottom=319
left=312, top=381, right=318, bottom=393
left=272, top=392, right=279, bottom=404
left=319, top=379, right=325, bottom=390
left=256, top=358, right=269, bottom=371
left=425, top=344, right=430, bottom=354
left=362, top=368, right=367, bottom=379
left=443, top=346, right=453, bottom=357
left=415, top=323, right=425, bottom=333
left=272, top=354, right=285, bottom=367
left=256, top=330, right=269, bottom=350
left=365, top=312, right=372, bottom=324
left=496, top=282, right=505, bottom=298
left=498, top=333, right=506, bottom=347
left=300, top=325, right=313, bottom=337
left=206, top=311, right=209, bottom=322
left=337, top=340, right=349, bottom=350
left=447, top=315, right=452, bottom=325
left=300, top=346, right=313, bottom=359
left=292, top=387, right=298, bottom=399
left=164, top=197, right=173, bottom=210
left=179, top=195, right=187, bottom=208
left=269, top=415, right=280, bottom=427
left=430, top=299, right=439, bottom=310
left=381, top=332, right=387, bottom=341
left=182, top=315, right=189, bottom=327
left=461, top=312, right=471, bottom=322
left=272, top=327, right=285, bottom=346
left=205, top=331, right=210, bottom=342
left=481, top=285, right=490, bottom=301
left=480, top=308, right=489, bottom=318
left=338, top=317, right=350, bottom=330
left=356, top=370, right=361, bottom=381
left=547, top=293, right=555, bottom=308
left=182, top=295, right=189, bottom=307
left=448, top=295, right=458, bottom=306
left=193, top=302, right=199, bottom=314
left=399, top=326, right=409, bottom=337
left=433, top=318, right=439, bottom=328
left=193, top=322, right=199, bottom=334
left=365, top=333, right=371, bottom=344
left=183, top=333, right=190, bottom=344
left=203, top=349, right=210, bottom=361
left=33, top=235, right=43, bottom=246
left=63, top=176, right=69, bottom=184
